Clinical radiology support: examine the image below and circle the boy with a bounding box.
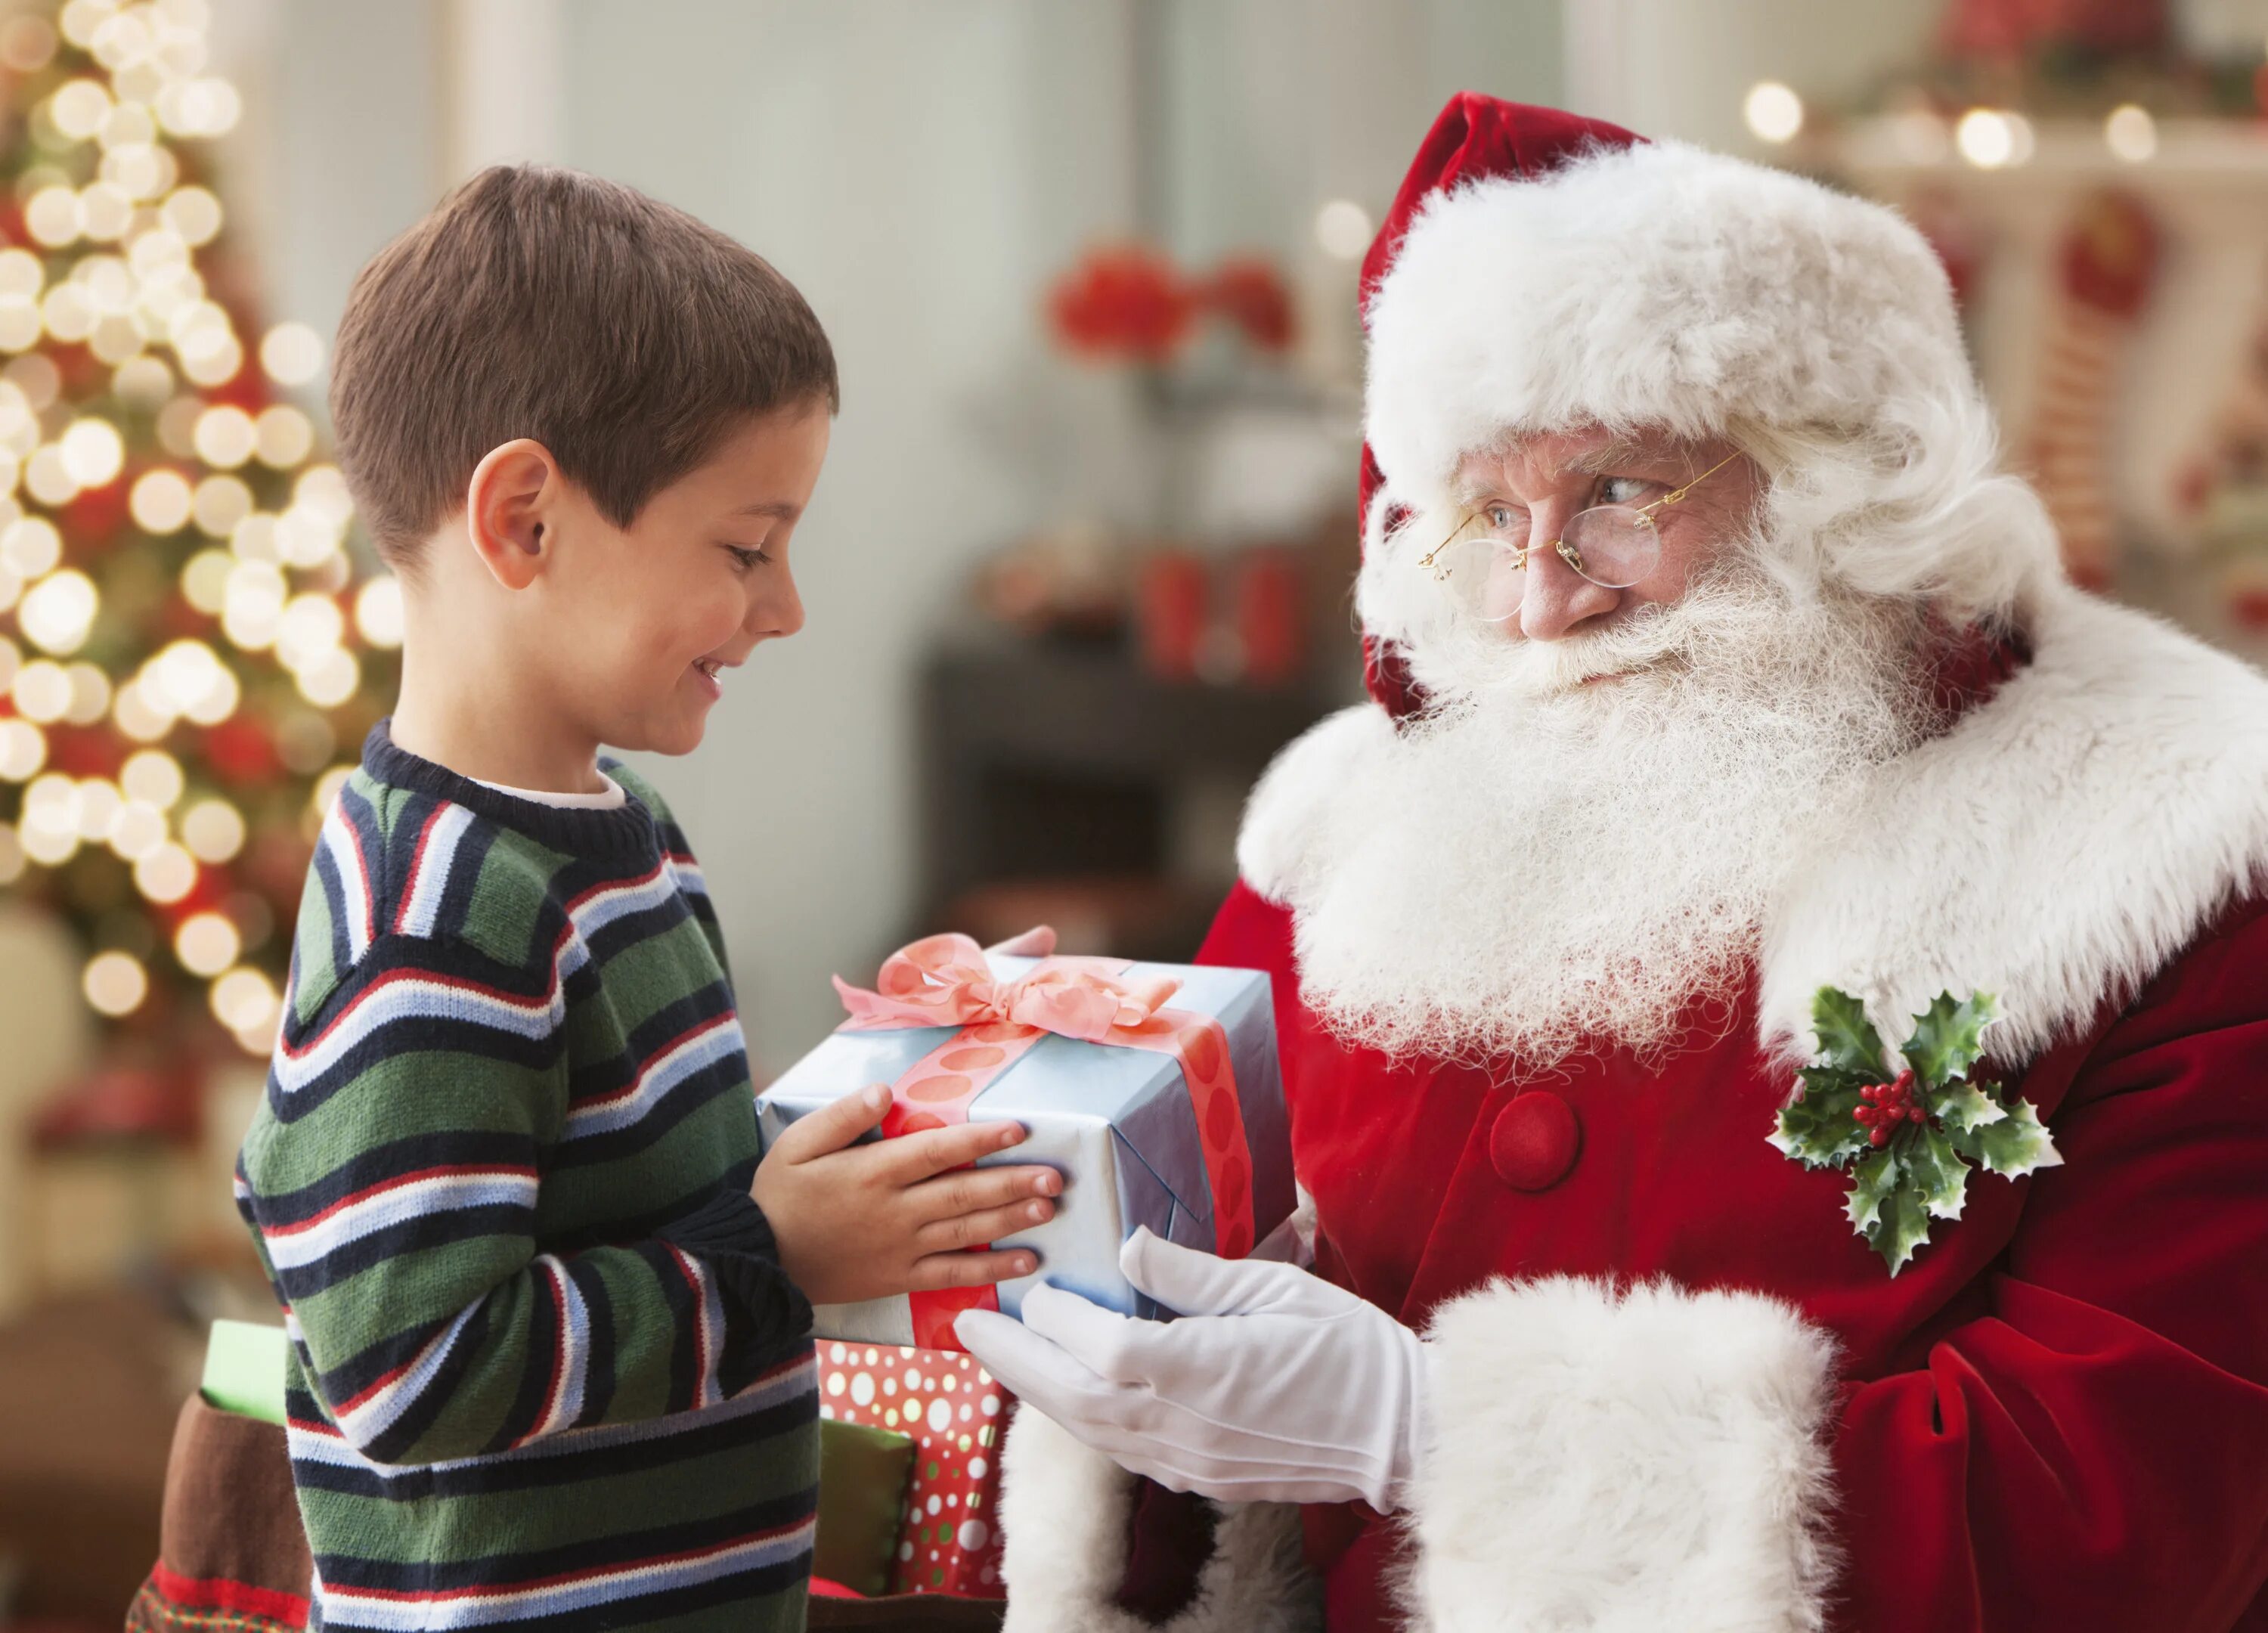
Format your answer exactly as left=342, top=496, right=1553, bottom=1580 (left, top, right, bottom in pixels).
left=232, top=166, right=1061, bottom=1631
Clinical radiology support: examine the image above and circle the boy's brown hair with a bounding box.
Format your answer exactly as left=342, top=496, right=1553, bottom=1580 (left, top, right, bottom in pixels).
left=330, top=164, right=838, bottom=569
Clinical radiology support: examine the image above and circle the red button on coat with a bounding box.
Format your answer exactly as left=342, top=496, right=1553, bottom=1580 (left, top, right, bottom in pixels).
left=1489, top=1092, right=1581, bottom=1191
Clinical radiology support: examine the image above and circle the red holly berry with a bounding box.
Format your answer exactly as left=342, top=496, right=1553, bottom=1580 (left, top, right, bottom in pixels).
left=1869, top=1126, right=1890, bottom=1147
left=1909, top=1105, right=1926, bottom=1123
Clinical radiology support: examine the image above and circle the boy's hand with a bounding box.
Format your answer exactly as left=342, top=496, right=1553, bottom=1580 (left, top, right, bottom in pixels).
left=755, top=1083, right=1061, bottom=1306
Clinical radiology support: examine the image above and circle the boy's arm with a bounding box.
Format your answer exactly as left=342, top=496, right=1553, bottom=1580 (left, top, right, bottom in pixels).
left=241, top=932, right=809, bottom=1467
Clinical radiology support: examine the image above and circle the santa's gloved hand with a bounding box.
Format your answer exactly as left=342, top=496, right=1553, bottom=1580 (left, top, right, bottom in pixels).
left=955, top=1226, right=1428, bottom=1511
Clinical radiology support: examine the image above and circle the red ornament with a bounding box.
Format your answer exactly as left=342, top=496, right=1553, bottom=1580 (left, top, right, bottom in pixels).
left=43, top=723, right=126, bottom=779
left=1136, top=550, right=1207, bottom=681
left=1202, top=256, right=1297, bottom=353
left=65, top=473, right=132, bottom=551
left=1046, top=243, right=1194, bottom=364
left=2230, top=585, right=2268, bottom=631
left=30, top=1057, right=203, bottom=1151
left=202, top=716, right=282, bottom=785
left=1234, top=547, right=1304, bottom=686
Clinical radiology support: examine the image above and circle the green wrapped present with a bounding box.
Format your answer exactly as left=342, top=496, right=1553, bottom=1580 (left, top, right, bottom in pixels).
left=200, top=1318, right=288, bottom=1426
left=816, top=1417, right=917, bottom=1597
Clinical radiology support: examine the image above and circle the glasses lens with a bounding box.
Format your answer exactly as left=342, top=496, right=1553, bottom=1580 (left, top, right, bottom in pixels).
left=1560, top=507, right=1660, bottom=589
left=1439, top=536, right=1526, bottom=624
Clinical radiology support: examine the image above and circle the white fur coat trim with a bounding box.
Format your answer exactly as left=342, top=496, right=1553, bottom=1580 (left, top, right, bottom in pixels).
left=1406, top=1276, right=1841, bottom=1632
left=996, top=1408, right=1320, bottom=1632
left=1240, top=586, right=2268, bottom=1067
left=988, top=1206, right=1327, bottom=1626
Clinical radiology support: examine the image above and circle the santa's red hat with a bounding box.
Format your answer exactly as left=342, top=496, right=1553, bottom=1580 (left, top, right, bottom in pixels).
left=1356, top=94, right=2026, bottom=717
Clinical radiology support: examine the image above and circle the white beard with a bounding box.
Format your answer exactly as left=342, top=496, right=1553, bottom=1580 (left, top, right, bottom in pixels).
left=1286, top=548, right=1935, bottom=1070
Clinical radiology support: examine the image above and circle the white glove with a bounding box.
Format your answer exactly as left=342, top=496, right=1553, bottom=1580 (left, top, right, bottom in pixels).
left=956, top=1226, right=1429, bottom=1511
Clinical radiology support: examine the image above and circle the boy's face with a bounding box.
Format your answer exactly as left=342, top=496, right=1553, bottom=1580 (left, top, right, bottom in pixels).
left=544, top=403, right=830, bottom=757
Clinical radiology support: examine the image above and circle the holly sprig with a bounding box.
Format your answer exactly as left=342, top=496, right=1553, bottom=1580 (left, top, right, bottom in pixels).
left=1768, top=988, right=2062, bottom=1275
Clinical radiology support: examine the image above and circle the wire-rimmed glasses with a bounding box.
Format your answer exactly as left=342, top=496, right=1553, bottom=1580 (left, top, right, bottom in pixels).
left=1417, top=450, right=1743, bottom=625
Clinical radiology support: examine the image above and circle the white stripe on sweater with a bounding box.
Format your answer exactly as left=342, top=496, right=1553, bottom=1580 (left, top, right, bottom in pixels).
left=261, top=1170, right=541, bottom=1272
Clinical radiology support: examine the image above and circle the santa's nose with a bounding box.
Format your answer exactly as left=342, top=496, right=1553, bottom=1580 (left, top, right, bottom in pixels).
left=1518, top=538, right=1620, bottom=640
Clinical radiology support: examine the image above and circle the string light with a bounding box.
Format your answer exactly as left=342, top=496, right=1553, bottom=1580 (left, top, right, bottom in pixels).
left=132, top=839, right=196, bottom=903
left=2105, top=104, right=2156, bottom=163
left=191, top=472, right=250, bottom=535
left=210, top=965, right=277, bottom=1033
left=60, top=416, right=123, bottom=485
left=0, top=719, right=45, bottom=780
left=355, top=577, right=404, bottom=648
left=1743, top=81, right=1804, bottom=143
left=1313, top=200, right=1371, bottom=262
left=120, top=747, right=184, bottom=808
left=64, top=660, right=110, bottom=723
left=19, top=568, right=98, bottom=653
left=175, top=910, right=238, bottom=975
left=130, top=466, right=193, bottom=531
left=107, top=797, right=165, bottom=860
left=1, top=517, right=60, bottom=577
left=255, top=404, right=314, bottom=468
left=180, top=795, right=244, bottom=862
left=10, top=658, right=70, bottom=722
left=191, top=402, right=255, bottom=467
left=260, top=321, right=322, bottom=386
left=74, top=776, right=119, bottom=840
left=82, top=950, right=147, bottom=1016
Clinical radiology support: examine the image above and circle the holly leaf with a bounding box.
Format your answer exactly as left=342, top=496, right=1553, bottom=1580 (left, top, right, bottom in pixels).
left=1901, top=991, right=1998, bottom=1088
left=1907, top=1123, right=1972, bottom=1221
left=1931, top=1078, right=2007, bottom=1136
left=1843, top=1146, right=1900, bottom=1234
left=1861, top=1184, right=1933, bottom=1277
left=1811, top=987, right=1888, bottom=1080
left=1969, top=1092, right=2063, bottom=1178
left=1769, top=1066, right=1870, bottom=1167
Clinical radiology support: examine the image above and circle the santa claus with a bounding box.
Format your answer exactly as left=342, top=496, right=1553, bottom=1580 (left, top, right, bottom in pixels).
left=956, top=95, right=2268, bottom=1631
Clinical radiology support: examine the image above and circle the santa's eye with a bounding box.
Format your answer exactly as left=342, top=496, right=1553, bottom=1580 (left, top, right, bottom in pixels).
left=1599, top=476, right=1653, bottom=507
left=1482, top=504, right=1526, bottom=535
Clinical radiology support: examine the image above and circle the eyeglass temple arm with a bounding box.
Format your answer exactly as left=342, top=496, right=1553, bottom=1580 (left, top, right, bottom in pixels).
left=1641, top=448, right=1745, bottom=514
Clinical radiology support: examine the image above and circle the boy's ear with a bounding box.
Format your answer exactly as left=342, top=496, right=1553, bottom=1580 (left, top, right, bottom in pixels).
left=464, top=439, right=565, bottom=590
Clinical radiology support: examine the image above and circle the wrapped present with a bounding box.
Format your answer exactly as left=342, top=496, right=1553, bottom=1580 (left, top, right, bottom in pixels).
left=759, top=934, right=1293, bottom=1351
left=201, top=1319, right=288, bottom=1425
left=820, top=1343, right=1013, bottom=1597
left=814, top=1416, right=917, bottom=1597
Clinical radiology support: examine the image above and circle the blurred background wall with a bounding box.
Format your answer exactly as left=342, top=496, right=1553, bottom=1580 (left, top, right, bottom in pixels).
left=8, top=0, right=2268, bottom=1622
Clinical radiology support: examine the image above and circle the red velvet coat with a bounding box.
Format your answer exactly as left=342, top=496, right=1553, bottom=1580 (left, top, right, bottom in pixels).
left=992, top=589, right=2268, bottom=1632
left=1200, top=883, right=2268, bottom=1632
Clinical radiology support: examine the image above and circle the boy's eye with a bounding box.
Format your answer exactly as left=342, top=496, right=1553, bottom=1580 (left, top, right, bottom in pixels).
left=723, top=544, right=773, bottom=573
left=1598, top=476, right=1653, bottom=507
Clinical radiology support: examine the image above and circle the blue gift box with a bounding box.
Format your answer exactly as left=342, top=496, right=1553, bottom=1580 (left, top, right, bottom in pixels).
left=757, top=953, right=1292, bottom=1346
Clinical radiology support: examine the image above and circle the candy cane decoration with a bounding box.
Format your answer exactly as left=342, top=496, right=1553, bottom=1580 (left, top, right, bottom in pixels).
left=2024, top=189, right=2158, bottom=591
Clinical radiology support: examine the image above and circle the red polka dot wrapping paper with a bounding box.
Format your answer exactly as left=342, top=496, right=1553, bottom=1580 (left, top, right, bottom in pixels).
left=760, top=956, right=1294, bottom=1353
left=820, top=1341, right=1016, bottom=1597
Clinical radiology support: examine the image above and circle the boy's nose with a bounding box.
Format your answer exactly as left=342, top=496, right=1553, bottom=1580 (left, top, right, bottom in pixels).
left=751, top=569, right=804, bottom=640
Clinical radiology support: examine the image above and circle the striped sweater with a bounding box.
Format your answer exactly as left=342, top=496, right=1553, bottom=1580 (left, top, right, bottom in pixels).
left=236, top=724, right=818, bottom=1631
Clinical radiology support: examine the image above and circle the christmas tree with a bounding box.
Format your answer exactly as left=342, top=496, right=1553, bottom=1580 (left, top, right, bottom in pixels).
left=0, top=0, right=397, bottom=1060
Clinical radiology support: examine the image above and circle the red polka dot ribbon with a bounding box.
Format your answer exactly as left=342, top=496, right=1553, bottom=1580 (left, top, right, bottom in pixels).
left=832, top=934, right=1259, bottom=1348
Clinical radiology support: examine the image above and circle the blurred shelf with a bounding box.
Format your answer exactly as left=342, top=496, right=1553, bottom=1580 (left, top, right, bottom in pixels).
left=914, top=637, right=1335, bottom=959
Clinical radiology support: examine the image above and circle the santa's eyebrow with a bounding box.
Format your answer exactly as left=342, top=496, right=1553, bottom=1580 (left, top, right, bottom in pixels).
left=1561, top=437, right=1658, bottom=476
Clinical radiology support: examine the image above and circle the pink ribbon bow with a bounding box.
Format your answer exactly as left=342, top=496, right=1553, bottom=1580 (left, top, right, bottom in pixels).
left=832, top=932, right=1183, bottom=1045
